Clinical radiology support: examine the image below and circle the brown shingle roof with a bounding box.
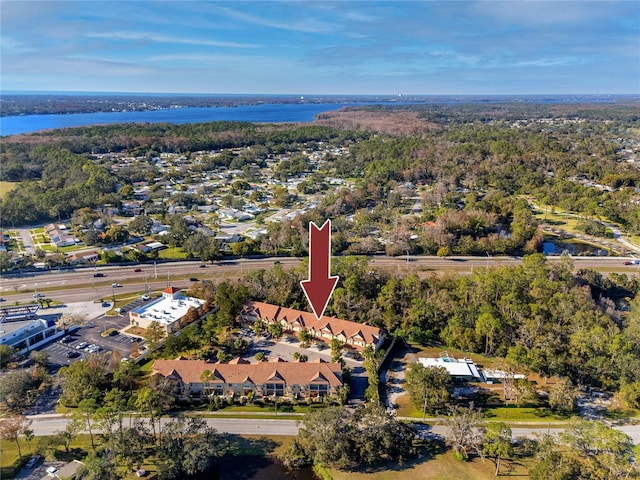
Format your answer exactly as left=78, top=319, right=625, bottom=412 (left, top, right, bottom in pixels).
left=243, top=301, right=382, bottom=346
left=152, top=359, right=343, bottom=387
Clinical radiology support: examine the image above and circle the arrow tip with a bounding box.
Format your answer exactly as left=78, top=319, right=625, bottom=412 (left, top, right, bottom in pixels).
left=300, top=275, right=339, bottom=320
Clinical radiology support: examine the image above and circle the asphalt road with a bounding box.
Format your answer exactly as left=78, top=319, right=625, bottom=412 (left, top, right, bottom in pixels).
left=25, top=414, right=640, bottom=444
left=2, top=256, right=638, bottom=304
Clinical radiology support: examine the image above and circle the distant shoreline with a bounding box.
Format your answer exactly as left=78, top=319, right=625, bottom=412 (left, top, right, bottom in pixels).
left=2, top=94, right=639, bottom=136
left=2, top=92, right=637, bottom=118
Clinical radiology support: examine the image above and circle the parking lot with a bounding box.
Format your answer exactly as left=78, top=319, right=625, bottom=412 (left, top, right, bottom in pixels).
left=14, top=460, right=67, bottom=480
left=40, top=298, right=152, bottom=371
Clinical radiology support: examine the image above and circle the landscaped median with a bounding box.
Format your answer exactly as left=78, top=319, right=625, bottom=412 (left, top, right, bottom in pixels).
left=101, top=328, right=119, bottom=337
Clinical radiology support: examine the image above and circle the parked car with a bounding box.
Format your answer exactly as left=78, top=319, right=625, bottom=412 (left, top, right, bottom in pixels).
left=102, top=301, right=110, bottom=307
left=60, top=336, right=73, bottom=344
left=75, top=342, right=88, bottom=350
left=25, top=455, right=43, bottom=468
left=66, top=351, right=80, bottom=358
left=140, top=295, right=150, bottom=301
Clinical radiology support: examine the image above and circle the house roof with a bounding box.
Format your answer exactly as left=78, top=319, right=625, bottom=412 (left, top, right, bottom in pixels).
left=242, top=301, right=382, bottom=346
left=152, top=358, right=343, bottom=387
left=163, top=286, right=181, bottom=294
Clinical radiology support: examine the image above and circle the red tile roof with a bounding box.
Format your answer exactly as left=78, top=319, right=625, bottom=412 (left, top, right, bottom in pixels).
left=152, top=358, right=343, bottom=387
left=162, top=287, right=181, bottom=294
left=243, top=301, right=382, bottom=346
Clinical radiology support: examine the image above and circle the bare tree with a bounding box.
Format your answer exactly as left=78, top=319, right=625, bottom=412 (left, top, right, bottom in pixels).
left=440, top=403, right=485, bottom=461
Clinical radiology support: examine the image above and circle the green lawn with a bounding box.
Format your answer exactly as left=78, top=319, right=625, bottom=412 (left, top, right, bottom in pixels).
left=0, top=181, right=18, bottom=200
left=1, top=435, right=96, bottom=479
left=157, top=247, right=188, bottom=260
left=328, top=447, right=533, bottom=480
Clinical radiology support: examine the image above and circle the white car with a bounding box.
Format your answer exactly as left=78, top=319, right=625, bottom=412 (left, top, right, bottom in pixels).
left=112, top=283, right=122, bottom=288
left=75, top=342, right=88, bottom=350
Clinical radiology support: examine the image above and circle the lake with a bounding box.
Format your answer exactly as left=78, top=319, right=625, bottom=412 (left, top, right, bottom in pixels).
left=0, top=102, right=365, bottom=136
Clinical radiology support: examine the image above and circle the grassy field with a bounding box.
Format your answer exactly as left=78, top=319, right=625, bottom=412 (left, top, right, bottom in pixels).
left=0, top=181, right=18, bottom=200
left=327, top=448, right=533, bottom=480
left=1, top=435, right=97, bottom=479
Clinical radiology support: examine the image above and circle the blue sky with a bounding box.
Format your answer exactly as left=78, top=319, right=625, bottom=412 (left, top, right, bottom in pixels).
left=1, top=1, right=638, bottom=95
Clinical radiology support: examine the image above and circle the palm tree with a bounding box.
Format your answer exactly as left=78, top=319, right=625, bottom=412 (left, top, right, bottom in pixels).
left=200, top=370, right=213, bottom=403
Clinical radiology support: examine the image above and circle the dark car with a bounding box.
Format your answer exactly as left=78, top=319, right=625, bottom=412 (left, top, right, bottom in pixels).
left=59, top=336, right=73, bottom=344
left=134, top=268, right=142, bottom=272
left=189, top=277, right=198, bottom=281
left=66, top=351, right=81, bottom=358
left=93, top=272, right=105, bottom=277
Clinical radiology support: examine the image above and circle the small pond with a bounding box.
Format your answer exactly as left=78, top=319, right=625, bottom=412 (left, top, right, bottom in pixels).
left=543, top=238, right=610, bottom=256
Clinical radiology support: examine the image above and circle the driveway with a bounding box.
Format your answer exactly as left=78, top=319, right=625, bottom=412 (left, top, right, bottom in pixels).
left=18, top=228, right=36, bottom=254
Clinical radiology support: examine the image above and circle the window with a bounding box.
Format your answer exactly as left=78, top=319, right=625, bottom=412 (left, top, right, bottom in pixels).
left=264, top=383, right=285, bottom=396
left=309, top=384, right=329, bottom=397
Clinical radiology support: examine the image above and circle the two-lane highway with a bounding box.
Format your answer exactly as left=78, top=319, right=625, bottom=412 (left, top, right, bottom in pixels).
left=26, top=413, right=640, bottom=444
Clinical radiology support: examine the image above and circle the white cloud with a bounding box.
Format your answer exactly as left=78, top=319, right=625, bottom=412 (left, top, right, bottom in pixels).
left=212, top=5, right=335, bottom=34
left=0, top=36, right=37, bottom=54
left=86, top=31, right=260, bottom=49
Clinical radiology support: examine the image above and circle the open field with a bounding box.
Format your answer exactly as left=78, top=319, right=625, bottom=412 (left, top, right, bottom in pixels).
left=327, top=448, right=533, bottom=480
left=0, top=181, right=18, bottom=200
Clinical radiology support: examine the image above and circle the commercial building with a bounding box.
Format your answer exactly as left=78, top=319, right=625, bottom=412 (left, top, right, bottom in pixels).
left=418, top=352, right=484, bottom=382
left=152, top=357, right=343, bottom=400
left=0, top=304, right=63, bottom=354
left=417, top=352, right=527, bottom=383
left=240, top=301, right=385, bottom=351
left=128, top=287, right=205, bottom=335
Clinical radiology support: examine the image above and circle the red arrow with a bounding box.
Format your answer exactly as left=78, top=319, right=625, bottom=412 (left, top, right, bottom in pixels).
left=300, top=220, right=339, bottom=320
